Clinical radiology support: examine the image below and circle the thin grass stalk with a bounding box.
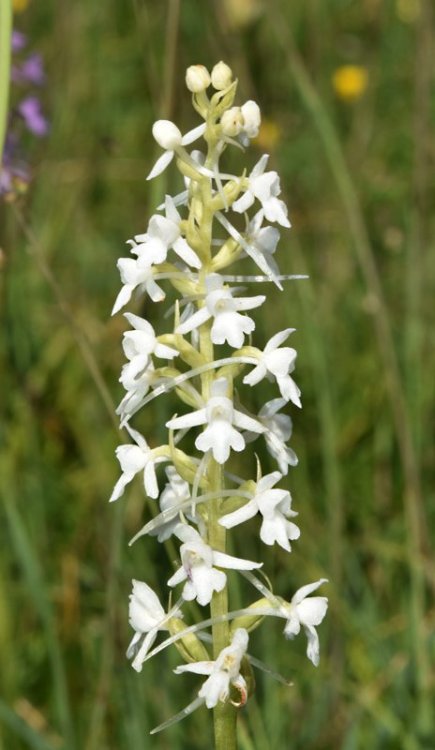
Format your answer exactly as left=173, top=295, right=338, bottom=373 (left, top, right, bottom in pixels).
left=0, top=0, right=12, bottom=162
left=270, top=5, right=429, bottom=725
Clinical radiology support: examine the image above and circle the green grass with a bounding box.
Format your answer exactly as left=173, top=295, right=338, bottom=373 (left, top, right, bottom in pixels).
left=1, top=0, right=434, bottom=748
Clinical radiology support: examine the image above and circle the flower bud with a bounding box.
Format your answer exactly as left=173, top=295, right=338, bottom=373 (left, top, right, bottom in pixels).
left=185, top=64, right=211, bottom=93
left=241, top=100, right=261, bottom=139
left=152, top=120, right=182, bottom=150
left=211, top=61, right=233, bottom=90
left=220, top=107, right=243, bottom=137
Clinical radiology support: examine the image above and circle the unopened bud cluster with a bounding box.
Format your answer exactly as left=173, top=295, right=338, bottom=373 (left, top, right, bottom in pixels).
left=111, top=61, right=328, bottom=736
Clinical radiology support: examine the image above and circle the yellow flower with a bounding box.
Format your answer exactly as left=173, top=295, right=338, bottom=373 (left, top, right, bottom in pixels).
left=332, top=65, right=368, bottom=102
left=396, top=0, right=421, bottom=23
left=222, top=0, right=263, bottom=30
left=254, top=119, right=281, bottom=151
left=13, top=0, right=30, bottom=12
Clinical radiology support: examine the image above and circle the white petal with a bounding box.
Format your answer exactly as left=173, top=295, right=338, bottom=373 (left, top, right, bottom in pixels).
left=199, top=671, right=230, bottom=709
left=112, top=284, right=134, bottom=315
left=263, top=197, right=291, bottom=228
left=167, top=408, right=207, bottom=431
left=146, top=149, right=174, bottom=180
left=167, top=565, right=187, bottom=588
left=181, top=122, right=206, bottom=145
left=233, top=294, right=266, bottom=312
left=256, top=472, right=281, bottom=493
left=266, top=348, right=297, bottom=377
left=144, top=460, right=159, bottom=499
left=219, top=500, right=258, bottom=529
left=174, top=661, right=214, bottom=676
left=130, top=579, right=165, bottom=623
left=233, top=409, right=266, bottom=434
left=297, top=597, right=328, bottom=627
left=213, top=551, right=262, bottom=571
left=284, top=612, right=301, bottom=638
left=243, top=363, right=265, bottom=387
left=292, top=579, right=328, bottom=606
left=196, top=422, right=231, bottom=463
left=304, top=625, right=320, bottom=666
left=278, top=375, right=302, bottom=407
left=265, top=328, right=295, bottom=352
left=192, top=565, right=226, bottom=605
left=172, top=237, right=201, bottom=269
left=251, top=153, right=269, bottom=178
left=131, top=629, right=159, bottom=672
left=146, top=278, right=166, bottom=302
left=176, top=307, right=211, bottom=335
left=124, top=312, right=154, bottom=334
left=154, top=342, right=178, bottom=359
left=260, top=517, right=291, bottom=550
left=109, top=473, right=131, bottom=502
left=232, top=190, right=254, bottom=214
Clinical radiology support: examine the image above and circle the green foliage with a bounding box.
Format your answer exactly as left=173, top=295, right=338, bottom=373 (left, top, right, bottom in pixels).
left=1, top=0, right=434, bottom=748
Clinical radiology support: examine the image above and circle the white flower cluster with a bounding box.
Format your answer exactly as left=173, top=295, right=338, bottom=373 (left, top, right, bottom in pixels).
left=110, top=62, right=328, bottom=734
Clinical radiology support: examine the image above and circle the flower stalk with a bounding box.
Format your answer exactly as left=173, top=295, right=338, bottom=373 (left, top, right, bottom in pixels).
left=110, top=61, right=328, bottom=749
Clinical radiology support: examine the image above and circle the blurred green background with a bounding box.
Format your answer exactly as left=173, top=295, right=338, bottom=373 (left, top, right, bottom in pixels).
left=1, top=0, right=434, bottom=748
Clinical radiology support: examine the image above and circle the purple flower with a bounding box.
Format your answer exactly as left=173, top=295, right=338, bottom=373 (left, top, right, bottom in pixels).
left=12, top=31, right=27, bottom=52
left=14, top=54, right=46, bottom=85
left=18, top=96, right=49, bottom=137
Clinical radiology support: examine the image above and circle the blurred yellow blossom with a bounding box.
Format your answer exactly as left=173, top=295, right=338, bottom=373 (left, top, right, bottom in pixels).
left=332, top=65, right=369, bottom=102
left=254, top=119, right=282, bottom=151
left=396, top=0, right=421, bottom=23
left=13, top=0, right=30, bottom=12
left=223, top=0, right=263, bottom=29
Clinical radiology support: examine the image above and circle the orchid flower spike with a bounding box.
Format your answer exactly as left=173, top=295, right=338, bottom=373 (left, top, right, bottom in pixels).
left=110, top=60, right=328, bottom=739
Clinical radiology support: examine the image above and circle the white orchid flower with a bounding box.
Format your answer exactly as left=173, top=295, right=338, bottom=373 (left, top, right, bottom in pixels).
left=259, top=399, right=298, bottom=474
left=279, top=579, right=328, bottom=666
left=220, top=471, right=300, bottom=551
left=174, top=628, right=249, bottom=708
left=127, top=580, right=181, bottom=672
left=232, top=154, right=291, bottom=228
left=239, top=100, right=261, bottom=145
left=112, top=253, right=165, bottom=315
left=132, top=199, right=201, bottom=269
left=166, top=378, right=266, bottom=464
left=117, top=361, right=157, bottom=425
left=243, top=328, right=301, bottom=407
left=110, top=425, right=163, bottom=501
left=168, top=525, right=262, bottom=606
left=176, top=273, right=265, bottom=349
left=244, top=211, right=281, bottom=277
left=150, top=467, right=192, bottom=542
left=147, top=119, right=206, bottom=180
left=122, top=312, right=178, bottom=371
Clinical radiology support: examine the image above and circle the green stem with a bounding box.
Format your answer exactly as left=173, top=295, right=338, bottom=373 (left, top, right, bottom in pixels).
left=0, top=0, right=12, bottom=163
left=195, top=144, right=237, bottom=749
